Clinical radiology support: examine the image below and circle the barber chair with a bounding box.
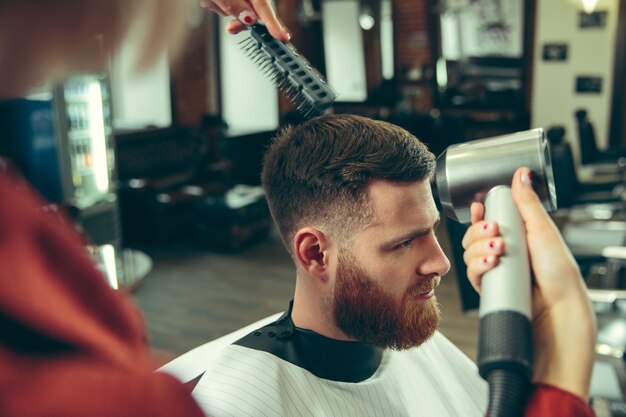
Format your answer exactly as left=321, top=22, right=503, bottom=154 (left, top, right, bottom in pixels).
left=196, top=184, right=273, bottom=251
left=587, top=252, right=626, bottom=396
left=548, top=126, right=626, bottom=402
left=115, top=127, right=231, bottom=244
left=588, top=289, right=626, bottom=410
left=533, top=125, right=626, bottom=281
left=561, top=221, right=626, bottom=380
left=554, top=118, right=626, bottom=380
left=548, top=126, right=623, bottom=208
left=575, top=109, right=626, bottom=177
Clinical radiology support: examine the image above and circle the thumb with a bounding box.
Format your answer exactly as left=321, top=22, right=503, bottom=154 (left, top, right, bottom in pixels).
left=511, top=167, right=557, bottom=237
left=511, top=166, right=582, bottom=301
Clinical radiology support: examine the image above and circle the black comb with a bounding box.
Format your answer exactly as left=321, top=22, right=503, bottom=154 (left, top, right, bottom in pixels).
left=240, top=24, right=336, bottom=119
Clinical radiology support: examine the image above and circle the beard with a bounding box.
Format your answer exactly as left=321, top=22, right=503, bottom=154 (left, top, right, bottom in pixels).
left=331, top=250, right=441, bottom=350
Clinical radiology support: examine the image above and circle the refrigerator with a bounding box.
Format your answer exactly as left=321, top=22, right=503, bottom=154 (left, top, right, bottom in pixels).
left=0, top=74, right=125, bottom=289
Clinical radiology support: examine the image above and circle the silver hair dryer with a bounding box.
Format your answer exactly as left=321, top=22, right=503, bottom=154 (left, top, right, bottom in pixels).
left=435, top=128, right=557, bottom=417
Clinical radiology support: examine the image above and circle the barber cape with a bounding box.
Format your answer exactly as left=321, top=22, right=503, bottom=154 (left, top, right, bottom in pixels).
left=192, top=303, right=488, bottom=417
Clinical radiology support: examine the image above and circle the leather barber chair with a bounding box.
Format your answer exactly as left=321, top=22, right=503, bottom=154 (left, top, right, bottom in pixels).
left=549, top=120, right=626, bottom=400
left=548, top=126, right=623, bottom=208
left=116, top=126, right=230, bottom=244
left=551, top=120, right=626, bottom=379
left=575, top=109, right=626, bottom=176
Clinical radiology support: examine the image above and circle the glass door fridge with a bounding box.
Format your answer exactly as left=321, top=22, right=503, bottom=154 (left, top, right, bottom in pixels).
left=0, top=74, right=125, bottom=289
left=57, top=75, right=116, bottom=209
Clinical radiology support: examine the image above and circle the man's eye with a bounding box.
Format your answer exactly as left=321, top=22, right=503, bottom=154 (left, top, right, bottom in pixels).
left=399, top=239, right=414, bottom=249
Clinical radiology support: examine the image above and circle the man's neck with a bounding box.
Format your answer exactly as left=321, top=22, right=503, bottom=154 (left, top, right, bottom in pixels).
left=291, top=285, right=354, bottom=342
left=233, top=298, right=384, bottom=383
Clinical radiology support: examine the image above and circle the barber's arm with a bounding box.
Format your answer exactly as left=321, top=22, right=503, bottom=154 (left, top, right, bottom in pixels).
left=201, top=0, right=290, bottom=42
left=462, top=167, right=596, bottom=412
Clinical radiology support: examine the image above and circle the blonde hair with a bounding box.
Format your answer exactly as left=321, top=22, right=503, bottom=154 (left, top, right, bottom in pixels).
left=0, top=0, right=188, bottom=96
left=126, top=0, right=188, bottom=69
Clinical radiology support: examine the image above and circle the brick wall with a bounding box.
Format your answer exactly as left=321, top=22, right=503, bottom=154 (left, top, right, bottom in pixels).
left=169, top=1, right=538, bottom=138
left=171, top=19, right=210, bottom=128
left=170, top=0, right=437, bottom=124
left=393, top=0, right=433, bottom=112
left=393, top=0, right=431, bottom=71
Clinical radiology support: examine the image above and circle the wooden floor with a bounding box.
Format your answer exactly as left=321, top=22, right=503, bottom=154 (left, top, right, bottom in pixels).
left=132, top=222, right=480, bottom=363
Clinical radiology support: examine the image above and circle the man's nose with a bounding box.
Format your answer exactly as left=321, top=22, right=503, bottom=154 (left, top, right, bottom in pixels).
left=417, top=236, right=451, bottom=278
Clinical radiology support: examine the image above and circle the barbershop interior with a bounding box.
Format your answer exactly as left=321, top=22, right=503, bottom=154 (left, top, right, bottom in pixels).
left=1, top=0, right=626, bottom=413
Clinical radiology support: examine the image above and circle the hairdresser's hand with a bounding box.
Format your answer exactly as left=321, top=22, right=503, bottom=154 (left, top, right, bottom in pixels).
left=201, top=0, right=290, bottom=42
left=461, top=167, right=596, bottom=402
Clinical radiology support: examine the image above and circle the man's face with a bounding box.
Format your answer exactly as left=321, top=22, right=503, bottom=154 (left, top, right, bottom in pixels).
left=330, top=179, right=450, bottom=349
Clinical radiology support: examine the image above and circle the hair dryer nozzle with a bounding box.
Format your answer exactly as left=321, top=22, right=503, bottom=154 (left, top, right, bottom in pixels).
left=435, top=128, right=557, bottom=224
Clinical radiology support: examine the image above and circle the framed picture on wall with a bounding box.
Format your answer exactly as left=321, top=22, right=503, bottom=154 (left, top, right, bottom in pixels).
left=439, top=0, right=524, bottom=59
left=432, top=0, right=529, bottom=110
left=579, top=11, right=608, bottom=29
left=542, top=43, right=568, bottom=61
left=576, top=76, right=603, bottom=94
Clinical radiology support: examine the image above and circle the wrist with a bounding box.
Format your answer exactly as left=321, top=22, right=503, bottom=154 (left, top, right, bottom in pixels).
left=532, top=303, right=596, bottom=402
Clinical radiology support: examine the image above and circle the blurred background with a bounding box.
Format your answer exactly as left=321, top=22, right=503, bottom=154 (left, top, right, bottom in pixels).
left=1, top=0, right=626, bottom=408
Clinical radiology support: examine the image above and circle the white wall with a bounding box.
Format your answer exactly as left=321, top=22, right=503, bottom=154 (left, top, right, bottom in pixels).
left=109, top=26, right=172, bottom=129
left=531, top=0, right=619, bottom=164
left=322, top=0, right=368, bottom=102
left=219, top=17, right=279, bottom=133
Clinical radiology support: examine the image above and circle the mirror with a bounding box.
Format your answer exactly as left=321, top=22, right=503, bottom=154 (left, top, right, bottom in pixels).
left=432, top=0, right=529, bottom=110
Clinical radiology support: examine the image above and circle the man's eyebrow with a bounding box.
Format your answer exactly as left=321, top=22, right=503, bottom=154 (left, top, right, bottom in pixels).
left=381, top=216, right=441, bottom=248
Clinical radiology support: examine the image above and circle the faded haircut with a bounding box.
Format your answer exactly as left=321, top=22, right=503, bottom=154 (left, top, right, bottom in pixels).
left=262, top=114, right=435, bottom=253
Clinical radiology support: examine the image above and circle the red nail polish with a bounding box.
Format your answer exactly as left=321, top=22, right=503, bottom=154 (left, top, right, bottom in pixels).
left=489, top=241, right=495, bottom=249
left=482, top=223, right=490, bottom=231
left=483, top=255, right=496, bottom=265
left=238, top=11, right=257, bottom=25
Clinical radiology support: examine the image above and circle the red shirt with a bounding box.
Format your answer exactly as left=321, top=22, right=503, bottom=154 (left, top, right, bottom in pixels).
left=526, top=384, right=596, bottom=416
left=0, top=167, right=204, bottom=416
left=0, top=168, right=594, bottom=417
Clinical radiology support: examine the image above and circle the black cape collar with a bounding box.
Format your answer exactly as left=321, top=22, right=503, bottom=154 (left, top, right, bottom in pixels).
left=233, top=301, right=383, bottom=383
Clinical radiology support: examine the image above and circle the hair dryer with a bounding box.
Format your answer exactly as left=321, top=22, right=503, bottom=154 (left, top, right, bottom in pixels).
left=435, top=128, right=557, bottom=417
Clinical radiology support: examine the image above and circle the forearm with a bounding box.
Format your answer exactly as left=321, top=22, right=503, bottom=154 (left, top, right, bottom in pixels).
left=532, top=300, right=596, bottom=402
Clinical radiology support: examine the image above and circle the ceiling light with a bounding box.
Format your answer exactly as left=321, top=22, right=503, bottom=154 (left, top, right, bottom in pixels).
left=581, top=0, right=599, bottom=13
left=359, top=12, right=375, bottom=30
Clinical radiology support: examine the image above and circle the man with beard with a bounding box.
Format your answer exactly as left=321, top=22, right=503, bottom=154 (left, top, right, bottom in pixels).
left=191, top=114, right=593, bottom=417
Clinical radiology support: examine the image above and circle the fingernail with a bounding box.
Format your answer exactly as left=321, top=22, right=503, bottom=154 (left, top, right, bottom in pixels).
left=238, top=10, right=257, bottom=25
left=481, top=223, right=493, bottom=234
left=282, top=28, right=292, bottom=41
left=521, top=169, right=533, bottom=186
left=482, top=255, right=496, bottom=265
left=488, top=240, right=500, bottom=250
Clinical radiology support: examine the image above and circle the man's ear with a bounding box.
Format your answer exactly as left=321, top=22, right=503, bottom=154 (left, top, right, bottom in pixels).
left=293, top=227, right=332, bottom=279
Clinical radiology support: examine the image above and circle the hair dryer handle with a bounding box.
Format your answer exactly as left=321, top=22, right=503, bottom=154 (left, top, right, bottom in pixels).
left=477, top=185, right=533, bottom=387
left=480, top=185, right=531, bottom=319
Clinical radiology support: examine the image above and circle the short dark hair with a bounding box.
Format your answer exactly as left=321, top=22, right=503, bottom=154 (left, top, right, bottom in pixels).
left=262, top=114, right=435, bottom=252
